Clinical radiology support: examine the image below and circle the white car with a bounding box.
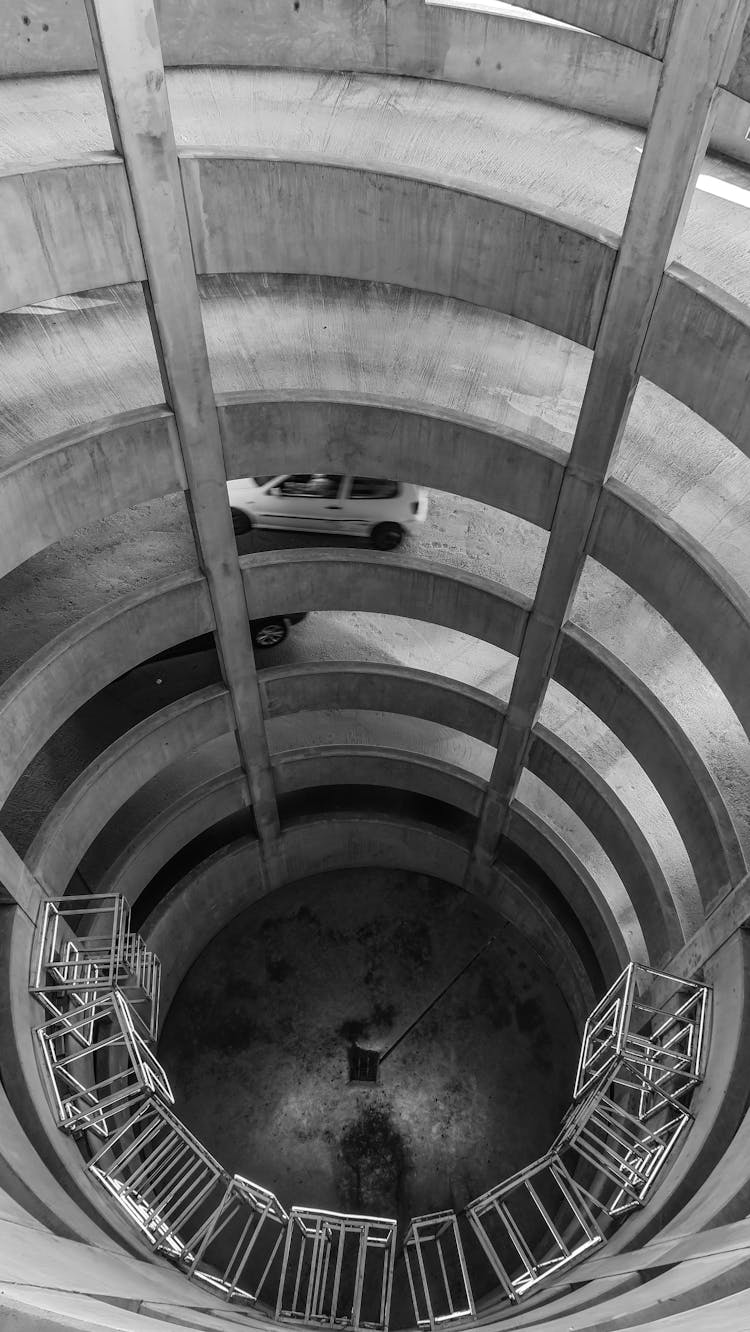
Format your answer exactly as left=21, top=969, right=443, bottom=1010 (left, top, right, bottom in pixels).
left=227, top=473, right=429, bottom=550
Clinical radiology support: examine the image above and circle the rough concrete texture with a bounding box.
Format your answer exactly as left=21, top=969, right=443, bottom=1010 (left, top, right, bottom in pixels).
left=157, top=867, right=579, bottom=1234
left=2, top=68, right=749, bottom=297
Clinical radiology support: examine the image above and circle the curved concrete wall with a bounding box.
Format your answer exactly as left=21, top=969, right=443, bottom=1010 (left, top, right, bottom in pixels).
left=592, top=482, right=750, bottom=741
left=2, top=3, right=750, bottom=1328
left=0, top=573, right=211, bottom=803
left=26, top=685, right=233, bottom=895
left=240, top=549, right=530, bottom=649
left=143, top=825, right=596, bottom=1034
left=219, top=395, right=566, bottom=529
left=0, top=409, right=182, bottom=579
left=642, top=267, right=750, bottom=461
left=553, top=626, right=746, bottom=906
left=181, top=154, right=615, bottom=347
left=0, top=159, right=143, bottom=315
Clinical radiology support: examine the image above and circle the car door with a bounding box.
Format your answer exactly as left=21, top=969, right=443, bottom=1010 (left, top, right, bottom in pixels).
left=253, top=474, right=344, bottom=533
left=341, top=476, right=402, bottom=534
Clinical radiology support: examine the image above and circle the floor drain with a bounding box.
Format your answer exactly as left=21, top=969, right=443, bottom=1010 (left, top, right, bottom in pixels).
left=348, top=1044, right=380, bottom=1083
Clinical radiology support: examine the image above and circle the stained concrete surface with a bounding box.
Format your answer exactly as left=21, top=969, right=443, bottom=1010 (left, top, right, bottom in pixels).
left=158, top=865, right=580, bottom=1317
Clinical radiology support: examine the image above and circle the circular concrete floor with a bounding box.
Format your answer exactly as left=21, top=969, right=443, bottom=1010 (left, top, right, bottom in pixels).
left=158, top=868, right=580, bottom=1233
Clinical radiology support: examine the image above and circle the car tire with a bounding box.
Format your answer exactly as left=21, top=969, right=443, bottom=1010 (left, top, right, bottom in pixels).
left=231, top=509, right=252, bottom=536
left=371, top=522, right=404, bottom=551
left=251, top=619, right=288, bottom=649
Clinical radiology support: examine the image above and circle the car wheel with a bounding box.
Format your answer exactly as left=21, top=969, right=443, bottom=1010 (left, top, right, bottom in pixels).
left=231, top=509, right=252, bottom=536
left=371, top=522, right=404, bottom=551
left=251, top=619, right=288, bottom=649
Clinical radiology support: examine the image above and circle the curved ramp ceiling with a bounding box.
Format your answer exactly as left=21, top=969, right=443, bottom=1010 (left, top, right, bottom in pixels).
left=1, top=0, right=750, bottom=1328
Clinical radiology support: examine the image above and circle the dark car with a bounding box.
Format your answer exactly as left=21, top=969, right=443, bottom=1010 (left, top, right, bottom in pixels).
left=143, top=613, right=307, bottom=664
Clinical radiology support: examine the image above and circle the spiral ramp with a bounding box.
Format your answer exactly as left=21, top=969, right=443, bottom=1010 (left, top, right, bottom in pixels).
left=1, top=0, right=750, bottom=1328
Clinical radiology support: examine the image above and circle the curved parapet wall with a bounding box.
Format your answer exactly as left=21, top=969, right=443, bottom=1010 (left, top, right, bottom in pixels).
left=2, top=1, right=749, bottom=165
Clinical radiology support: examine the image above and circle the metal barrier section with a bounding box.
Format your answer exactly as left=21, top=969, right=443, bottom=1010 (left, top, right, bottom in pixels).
left=182, top=1174, right=289, bottom=1305
left=30, top=894, right=161, bottom=1038
left=276, top=1208, right=397, bottom=1330
left=554, top=1076, right=691, bottom=1217
left=403, top=1211, right=475, bottom=1328
left=574, top=964, right=709, bottom=1104
left=466, top=1154, right=604, bottom=1300
left=26, top=891, right=711, bottom=1329
left=87, top=1099, right=229, bottom=1259
left=35, top=989, right=173, bottom=1138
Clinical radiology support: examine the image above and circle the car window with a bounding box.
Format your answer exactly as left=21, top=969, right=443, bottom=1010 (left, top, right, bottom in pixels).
left=252, top=475, right=276, bottom=486
left=277, top=474, right=342, bottom=498
left=350, top=477, right=400, bottom=499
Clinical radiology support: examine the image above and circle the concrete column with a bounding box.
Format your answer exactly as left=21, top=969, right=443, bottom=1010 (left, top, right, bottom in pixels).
left=472, top=0, right=750, bottom=868
left=0, top=832, right=45, bottom=923
left=83, top=0, right=281, bottom=874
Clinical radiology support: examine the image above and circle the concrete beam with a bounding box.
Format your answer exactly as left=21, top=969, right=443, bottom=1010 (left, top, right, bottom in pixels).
left=472, top=0, right=750, bottom=865
left=0, top=833, right=45, bottom=923
left=84, top=0, right=281, bottom=863
left=663, top=874, right=750, bottom=982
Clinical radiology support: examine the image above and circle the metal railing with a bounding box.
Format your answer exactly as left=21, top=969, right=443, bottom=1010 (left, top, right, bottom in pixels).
left=28, top=896, right=711, bottom=1329
left=183, top=1174, right=289, bottom=1305
left=35, top=988, right=172, bottom=1138
left=573, top=963, right=709, bottom=1104
left=276, top=1208, right=397, bottom=1330
left=403, top=1211, right=475, bottom=1328
left=466, top=1154, right=604, bottom=1301
left=31, top=894, right=161, bottom=1037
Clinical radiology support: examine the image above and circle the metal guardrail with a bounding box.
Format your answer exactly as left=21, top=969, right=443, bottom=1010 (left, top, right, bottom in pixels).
left=28, top=902, right=711, bottom=1328
left=403, top=1211, right=475, bottom=1328
left=31, top=894, right=161, bottom=1037
left=465, top=1153, right=604, bottom=1301
left=276, top=1208, right=397, bottom=1331
left=35, top=988, right=173, bottom=1138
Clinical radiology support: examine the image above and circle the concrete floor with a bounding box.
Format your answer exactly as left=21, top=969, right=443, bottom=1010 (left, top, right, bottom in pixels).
left=158, top=866, right=580, bottom=1315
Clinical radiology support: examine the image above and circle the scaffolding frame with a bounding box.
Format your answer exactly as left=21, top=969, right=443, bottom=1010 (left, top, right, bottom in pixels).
left=276, top=1207, right=397, bottom=1330
left=403, top=1211, right=475, bottom=1328
left=36, top=989, right=172, bottom=1138
left=574, top=964, right=709, bottom=1104
left=181, top=1173, right=289, bottom=1304
left=466, top=1153, right=604, bottom=1300
left=87, top=1099, right=230, bottom=1258
left=30, top=894, right=161, bottom=1038
left=555, top=1074, right=691, bottom=1216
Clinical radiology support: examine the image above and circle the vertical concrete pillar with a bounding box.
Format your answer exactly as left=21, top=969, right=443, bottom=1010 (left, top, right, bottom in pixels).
left=83, top=0, right=281, bottom=877
left=472, top=0, right=750, bottom=871
left=0, top=831, right=45, bottom=923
